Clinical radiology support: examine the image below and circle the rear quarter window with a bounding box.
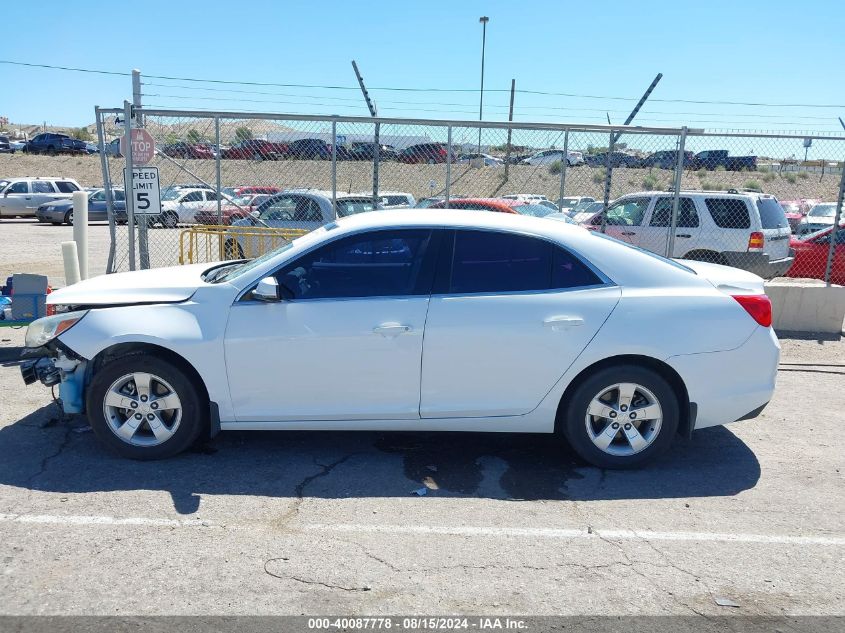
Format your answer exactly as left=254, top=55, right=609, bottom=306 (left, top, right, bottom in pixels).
left=756, top=198, right=788, bottom=229
left=705, top=198, right=750, bottom=229
left=55, top=181, right=79, bottom=193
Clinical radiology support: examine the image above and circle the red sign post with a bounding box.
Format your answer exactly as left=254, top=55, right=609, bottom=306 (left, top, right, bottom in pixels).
left=119, top=128, right=156, bottom=165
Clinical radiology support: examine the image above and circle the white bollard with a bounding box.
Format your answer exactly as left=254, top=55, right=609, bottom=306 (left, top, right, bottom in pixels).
left=72, top=190, right=89, bottom=280
left=61, top=241, right=81, bottom=286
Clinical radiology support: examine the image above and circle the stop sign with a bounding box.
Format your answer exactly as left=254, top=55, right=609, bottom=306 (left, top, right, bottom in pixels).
left=120, top=128, right=156, bottom=165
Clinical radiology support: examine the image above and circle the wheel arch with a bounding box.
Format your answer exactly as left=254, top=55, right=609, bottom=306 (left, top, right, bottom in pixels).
left=554, top=354, right=693, bottom=438
left=89, top=342, right=210, bottom=405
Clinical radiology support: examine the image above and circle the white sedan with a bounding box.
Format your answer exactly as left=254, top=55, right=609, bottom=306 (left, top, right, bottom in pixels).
left=21, top=211, right=779, bottom=468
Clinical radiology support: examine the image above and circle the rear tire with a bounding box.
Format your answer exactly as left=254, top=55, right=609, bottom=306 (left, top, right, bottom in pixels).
left=64, top=211, right=73, bottom=225
left=561, top=365, right=679, bottom=469
left=86, top=354, right=206, bottom=460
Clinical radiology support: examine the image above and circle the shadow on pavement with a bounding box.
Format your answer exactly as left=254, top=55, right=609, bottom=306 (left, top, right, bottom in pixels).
left=0, top=404, right=760, bottom=514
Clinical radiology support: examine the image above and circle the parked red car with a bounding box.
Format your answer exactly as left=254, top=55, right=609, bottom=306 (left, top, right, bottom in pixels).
left=222, top=140, right=289, bottom=160
left=428, top=198, right=521, bottom=214
left=397, top=143, right=454, bottom=164
left=221, top=186, right=281, bottom=198
left=160, top=142, right=214, bottom=159
left=194, top=194, right=273, bottom=225
left=785, top=222, right=845, bottom=284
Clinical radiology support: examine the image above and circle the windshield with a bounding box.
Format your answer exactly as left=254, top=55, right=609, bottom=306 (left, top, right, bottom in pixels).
left=162, top=189, right=186, bottom=201
left=810, top=204, right=837, bottom=218
left=513, top=204, right=554, bottom=217
left=209, top=233, right=310, bottom=284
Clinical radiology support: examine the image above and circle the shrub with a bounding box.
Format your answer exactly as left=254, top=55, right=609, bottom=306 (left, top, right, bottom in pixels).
left=700, top=180, right=718, bottom=191
left=71, top=127, right=92, bottom=141
left=549, top=160, right=562, bottom=175
left=763, top=172, right=776, bottom=182
left=642, top=174, right=660, bottom=190
left=234, top=127, right=253, bottom=142
left=696, top=169, right=708, bottom=180
left=744, top=180, right=762, bottom=191
left=797, top=171, right=809, bottom=179
left=714, top=165, right=727, bottom=172
left=757, top=165, right=770, bottom=174
left=592, top=168, right=606, bottom=184
left=784, top=173, right=798, bottom=184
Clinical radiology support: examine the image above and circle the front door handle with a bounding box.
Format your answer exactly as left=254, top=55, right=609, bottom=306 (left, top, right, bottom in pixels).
left=676, top=234, right=692, bottom=238
left=373, top=323, right=412, bottom=337
left=620, top=231, right=636, bottom=236
left=544, top=316, right=584, bottom=329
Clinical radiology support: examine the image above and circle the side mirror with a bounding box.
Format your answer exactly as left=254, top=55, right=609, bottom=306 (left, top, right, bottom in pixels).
left=253, top=277, right=281, bottom=302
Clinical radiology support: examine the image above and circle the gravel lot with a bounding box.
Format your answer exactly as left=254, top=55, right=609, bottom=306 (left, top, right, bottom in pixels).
left=0, top=323, right=842, bottom=617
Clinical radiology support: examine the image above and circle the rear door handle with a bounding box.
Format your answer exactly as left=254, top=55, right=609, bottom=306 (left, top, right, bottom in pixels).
left=544, top=316, right=584, bottom=329
left=373, top=323, right=412, bottom=337
left=620, top=231, right=636, bottom=236
left=676, top=234, right=692, bottom=238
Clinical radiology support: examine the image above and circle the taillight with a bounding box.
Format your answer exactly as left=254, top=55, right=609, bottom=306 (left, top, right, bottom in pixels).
left=748, top=231, right=764, bottom=252
left=733, top=294, right=772, bottom=327
left=439, top=148, right=447, bottom=156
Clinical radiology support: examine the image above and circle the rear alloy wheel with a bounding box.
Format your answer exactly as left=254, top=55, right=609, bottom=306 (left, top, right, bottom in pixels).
left=563, top=365, right=679, bottom=468
left=162, top=211, right=179, bottom=229
left=64, top=210, right=73, bottom=225
left=87, top=354, right=205, bottom=460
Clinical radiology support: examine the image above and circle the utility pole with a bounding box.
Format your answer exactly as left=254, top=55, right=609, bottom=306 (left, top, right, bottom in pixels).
left=601, top=73, right=663, bottom=233
left=132, top=69, right=142, bottom=127
left=351, top=60, right=380, bottom=207
left=504, top=79, right=515, bottom=181
left=477, top=16, right=490, bottom=154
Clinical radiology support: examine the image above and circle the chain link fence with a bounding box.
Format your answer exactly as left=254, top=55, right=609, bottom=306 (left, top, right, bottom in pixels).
left=95, top=106, right=845, bottom=285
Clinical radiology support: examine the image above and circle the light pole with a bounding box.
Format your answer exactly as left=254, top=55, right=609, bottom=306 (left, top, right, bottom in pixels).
left=478, top=16, right=489, bottom=154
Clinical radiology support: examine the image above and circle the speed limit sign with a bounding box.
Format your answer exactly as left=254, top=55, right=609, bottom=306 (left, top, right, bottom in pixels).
left=127, top=166, right=161, bottom=216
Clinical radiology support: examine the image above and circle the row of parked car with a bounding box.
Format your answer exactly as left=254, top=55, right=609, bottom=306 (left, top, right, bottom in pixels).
left=0, top=174, right=841, bottom=283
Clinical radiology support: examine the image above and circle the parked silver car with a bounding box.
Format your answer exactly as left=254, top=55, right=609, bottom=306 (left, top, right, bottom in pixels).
left=0, top=177, right=83, bottom=218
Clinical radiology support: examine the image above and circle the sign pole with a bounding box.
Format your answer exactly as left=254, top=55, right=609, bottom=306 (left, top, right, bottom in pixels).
left=123, top=101, right=136, bottom=271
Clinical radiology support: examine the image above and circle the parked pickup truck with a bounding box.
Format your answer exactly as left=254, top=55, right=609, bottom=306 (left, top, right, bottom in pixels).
left=691, top=150, right=757, bottom=171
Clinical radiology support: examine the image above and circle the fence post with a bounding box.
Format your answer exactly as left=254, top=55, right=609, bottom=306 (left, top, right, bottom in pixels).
left=331, top=120, right=337, bottom=213
left=445, top=125, right=453, bottom=204
left=132, top=69, right=142, bottom=128
left=95, top=106, right=117, bottom=274
left=215, top=117, right=222, bottom=225
left=600, top=131, right=615, bottom=234
left=123, top=101, right=136, bottom=271
left=558, top=129, right=570, bottom=206
left=503, top=79, right=515, bottom=182
left=666, top=126, right=688, bottom=258
left=372, top=122, right=380, bottom=207
left=824, top=160, right=845, bottom=285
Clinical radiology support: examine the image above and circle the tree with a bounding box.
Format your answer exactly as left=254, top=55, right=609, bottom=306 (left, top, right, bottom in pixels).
left=235, top=126, right=253, bottom=142
left=186, top=128, right=206, bottom=143
left=71, top=127, right=92, bottom=141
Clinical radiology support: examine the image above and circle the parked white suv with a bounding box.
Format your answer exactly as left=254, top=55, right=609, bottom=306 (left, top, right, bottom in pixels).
left=0, top=177, right=83, bottom=218
left=588, top=190, right=793, bottom=278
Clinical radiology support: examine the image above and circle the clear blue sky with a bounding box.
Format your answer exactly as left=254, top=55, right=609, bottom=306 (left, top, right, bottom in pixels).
left=1, top=0, right=844, bottom=134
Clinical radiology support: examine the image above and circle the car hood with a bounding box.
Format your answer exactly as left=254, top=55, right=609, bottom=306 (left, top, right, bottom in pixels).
left=678, top=260, right=765, bottom=295
left=48, top=263, right=212, bottom=306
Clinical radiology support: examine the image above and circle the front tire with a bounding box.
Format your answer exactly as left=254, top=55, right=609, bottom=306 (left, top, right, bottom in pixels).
left=86, top=354, right=206, bottom=460
left=562, top=365, right=679, bottom=468
left=64, top=210, right=73, bottom=225
left=162, top=211, right=179, bottom=229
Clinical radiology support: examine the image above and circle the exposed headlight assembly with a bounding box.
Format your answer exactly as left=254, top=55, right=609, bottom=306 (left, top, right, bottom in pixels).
left=25, top=310, right=88, bottom=348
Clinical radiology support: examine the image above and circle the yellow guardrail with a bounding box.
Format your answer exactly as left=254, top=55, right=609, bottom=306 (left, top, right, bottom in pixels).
left=179, top=225, right=310, bottom=264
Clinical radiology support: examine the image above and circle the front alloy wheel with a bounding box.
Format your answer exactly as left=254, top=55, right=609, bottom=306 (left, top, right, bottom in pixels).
left=103, top=372, right=182, bottom=447
left=87, top=354, right=206, bottom=459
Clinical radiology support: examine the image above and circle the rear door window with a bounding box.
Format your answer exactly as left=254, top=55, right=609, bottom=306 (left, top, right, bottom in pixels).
left=649, top=198, right=699, bottom=227
left=605, top=198, right=649, bottom=226
left=32, top=181, right=55, bottom=193
left=705, top=198, right=750, bottom=229
left=443, top=230, right=600, bottom=294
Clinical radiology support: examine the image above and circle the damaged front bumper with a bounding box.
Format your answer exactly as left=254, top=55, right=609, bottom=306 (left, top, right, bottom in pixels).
left=21, top=347, right=88, bottom=414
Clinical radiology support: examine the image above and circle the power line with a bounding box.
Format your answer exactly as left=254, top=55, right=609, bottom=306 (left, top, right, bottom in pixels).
left=4, top=59, right=845, bottom=109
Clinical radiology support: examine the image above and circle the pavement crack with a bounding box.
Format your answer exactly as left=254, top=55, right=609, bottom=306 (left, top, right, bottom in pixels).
left=26, top=421, right=72, bottom=486
left=263, top=557, right=371, bottom=591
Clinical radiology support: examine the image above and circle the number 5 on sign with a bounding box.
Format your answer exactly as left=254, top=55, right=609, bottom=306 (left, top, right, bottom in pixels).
left=128, top=167, right=161, bottom=216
